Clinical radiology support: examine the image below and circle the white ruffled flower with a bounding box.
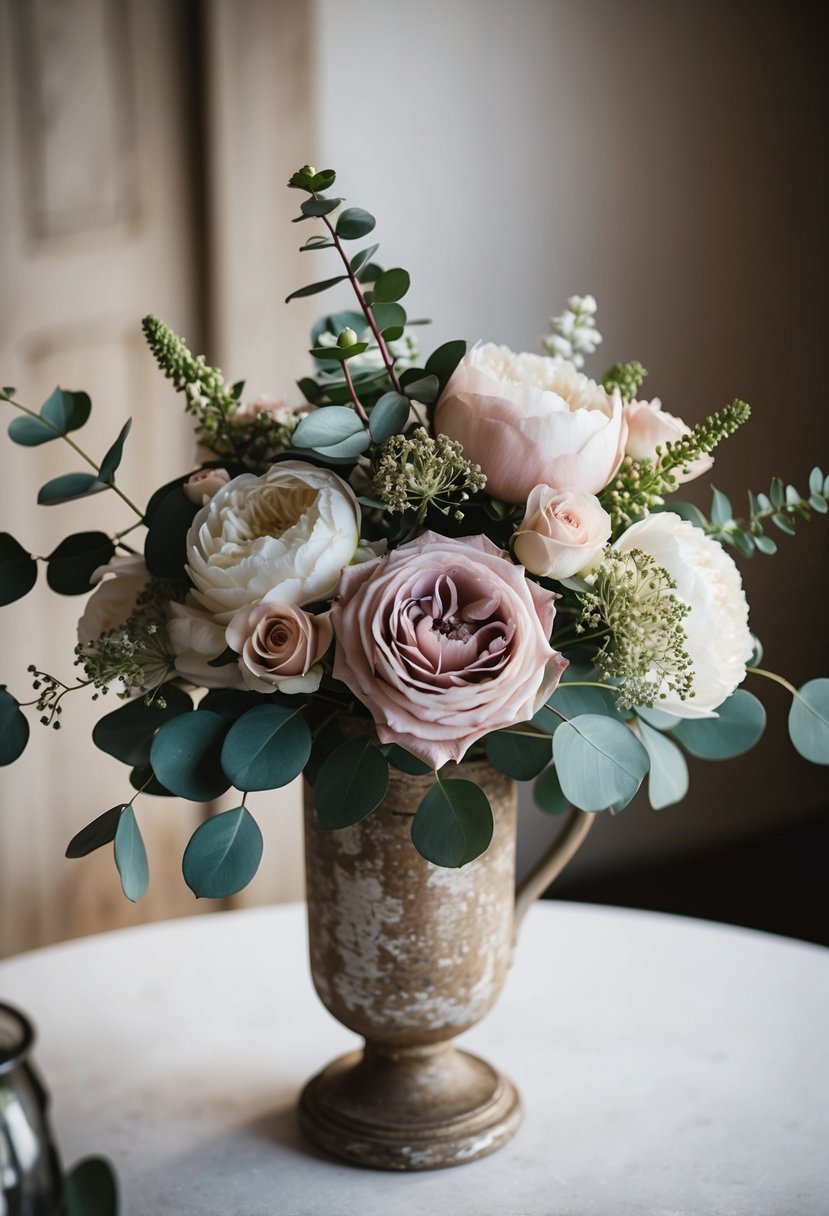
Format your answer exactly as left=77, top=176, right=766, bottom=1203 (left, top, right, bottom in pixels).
left=167, top=600, right=246, bottom=690
left=615, top=512, right=753, bottom=717
left=185, top=461, right=361, bottom=622
left=77, top=555, right=151, bottom=646
left=543, top=294, right=603, bottom=369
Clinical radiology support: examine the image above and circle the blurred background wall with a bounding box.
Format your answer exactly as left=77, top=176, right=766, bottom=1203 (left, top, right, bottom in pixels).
left=1, top=0, right=826, bottom=956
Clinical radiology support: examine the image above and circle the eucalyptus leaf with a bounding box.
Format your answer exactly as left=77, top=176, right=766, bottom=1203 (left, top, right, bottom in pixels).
left=143, top=485, right=199, bottom=579
left=97, top=418, right=133, bottom=483
left=372, top=301, right=406, bottom=335
left=788, top=678, right=829, bottom=764
left=532, top=682, right=618, bottom=735
left=66, top=806, right=124, bottom=858
left=710, top=486, right=733, bottom=527
left=7, top=388, right=91, bottom=447
left=150, top=710, right=230, bottom=802
left=46, top=532, right=114, bottom=595
left=552, top=714, right=649, bottom=812
left=183, top=807, right=264, bottom=898
left=485, top=730, right=551, bottom=779
left=93, top=684, right=193, bottom=766
left=285, top=274, right=349, bottom=303
left=671, top=689, right=766, bottom=760
left=369, top=392, right=410, bottom=442
left=292, top=406, right=365, bottom=449
left=300, top=197, right=342, bottom=217
left=314, top=737, right=389, bottom=828
left=37, top=472, right=108, bottom=506
left=309, top=169, right=337, bottom=191
left=64, top=1156, right=118, bottom=1216
left=638, top=721, right=689, bottom=810
left=634, top=704, right=684, bottom=732
left=380, top=743, right=432, bottom=775
left=412, top=779, right=493, bottom=868
left=0, top=532, right=38, bottom=605
left=220, top=704, right=311, bottom=791
left=129, top=764, right=174, bottom=797
left=402, top=375, right=440, bottom=406
left=114, top=806, right=149, bottom=902
left=349, top=243, right=380, bottom=275
left=424, top=340, right=466, bottom=389
left=533, top=764, right=570, bottom=815
left=336, top=208, right=376, bottom=239
left=754, top=534, right=777, bottom=555
left=373, top=268, right=410, bottom=303
left=0, top=688, right=29, bottom=765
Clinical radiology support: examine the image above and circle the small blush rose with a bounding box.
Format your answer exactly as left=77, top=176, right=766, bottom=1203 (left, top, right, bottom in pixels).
left=183, top=467, right=231, bottom=505
left=514, top=487, right=611, bottom=580
left=331, top=531, right=568, bottom=769
left=624, top=398, right=713, bottom=484
left=226, top=600, right=332, bottom=694
left=229, top=395, right=295, bottom=426
left=434, top=343, right=627, bottom=503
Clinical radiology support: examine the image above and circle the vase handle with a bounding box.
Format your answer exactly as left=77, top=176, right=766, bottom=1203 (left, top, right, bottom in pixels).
left=514, top=808, right=595, bottom=932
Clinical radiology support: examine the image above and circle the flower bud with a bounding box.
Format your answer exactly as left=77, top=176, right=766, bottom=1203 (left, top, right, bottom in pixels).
left=300, top=164, right=317, bottom=177
left=337, top=327, right=359, bottom=349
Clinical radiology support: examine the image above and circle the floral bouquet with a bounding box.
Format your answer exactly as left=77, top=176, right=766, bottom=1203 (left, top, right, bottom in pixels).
left=1, top=163, right=827, bottom=901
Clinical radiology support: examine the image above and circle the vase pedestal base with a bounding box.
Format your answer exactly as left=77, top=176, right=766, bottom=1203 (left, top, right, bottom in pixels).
left=298, top=1041, right=522, bottom=1171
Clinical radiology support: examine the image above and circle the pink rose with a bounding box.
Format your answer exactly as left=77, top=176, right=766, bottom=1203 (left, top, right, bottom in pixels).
left=229, top=395, right=305, bottom=427
left=183, top=467, right=231, bottom=505
left=331, top=532, right=568, bottom=769
left=514, top=487, right=611, bottom=579
left=434, top=344, right=627, bottom=503
left=624, top=399, right=713, bottom=484
left=225, top=600, right=332, bottom=694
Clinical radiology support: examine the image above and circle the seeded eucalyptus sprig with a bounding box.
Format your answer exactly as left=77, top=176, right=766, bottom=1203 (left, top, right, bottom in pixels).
left=704, top=467, right=829, bottom=557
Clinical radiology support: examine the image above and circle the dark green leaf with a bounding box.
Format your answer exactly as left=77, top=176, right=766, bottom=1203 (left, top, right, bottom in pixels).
left=292, top=406, right=365, bottom=449
left=66, top=806, right=124, bottom=858
left=183, top=807, right=264, bottom=898
left=46, top=532, right=114, bottom=595
left=150, top=710, right=231, bottom=801
left=0, top=533, right=38, bottom=605
left=411, top=779, right=493, bottom=868
left=424, top=340, right=466, bottom=389
left=285, top=275, right=349, bottom=303
left=671, top=689, right=766, bottom=759
left=372, top=301, right=406, bottom=335
left=772, top=512, right=796, bottom=535
left=300, top=197, right=342, bottom=217
left=349, top=243, right=379, bottom=275
left=197, top=689, right=266, bottom=722
left=485, top=730, right=551, bottom=779
left=93, top=684, right=193, bottom=766
left=336, top=208, right=376, bottom=239
left=552, top=714, right=649, bottom=812
left=314, top=737, right=389, bottom=828
left=0, top=688, right=29, bottom=765
left=221, top=704, right=311, bottom=791
left=369, top=392, right=410, bottom=442
left=297, top=377, right=321, bottom=404
left=300, top=238, right=336, bottom=251
left=357, top=261, right=383, bottom=284
left=37, top=473, right=108, bottom=506
left=129, top=764, right=173, bottom=797
left=7, top=388, right=91, bottom=447
left=533, top=765, right=570, bottom=815
left=788, top=679, right=829, bottom=764
left=143, top=485, right=199, bottom=579
left=98, top=418, right=133, bottom=484
left=309, top=342, right=369, bottom=363
left=65, top=1156, right=118, bottom=1216
left=532, top=681, right=618, bottom=735
left=769, top=477, right=784, bottom=508
left=373, top=268, right=410, bottom=303
left=402, top=375, right=440, bottom=406
left=731, top=529, right=755, bottom=558
left=380, top=743, right=432, bottom=775
left=710, top=486, right=733, bottom=527
left=114, top=806, right=149, bottom=902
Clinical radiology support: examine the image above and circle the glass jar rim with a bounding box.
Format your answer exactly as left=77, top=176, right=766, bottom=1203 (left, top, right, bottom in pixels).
left=0, top=1001, right=35, bottom=1075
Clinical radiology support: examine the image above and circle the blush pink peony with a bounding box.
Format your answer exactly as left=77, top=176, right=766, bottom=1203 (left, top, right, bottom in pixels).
left=624, top=398, right=713, bottom=484
left=330, top=532, right=567, bottom=769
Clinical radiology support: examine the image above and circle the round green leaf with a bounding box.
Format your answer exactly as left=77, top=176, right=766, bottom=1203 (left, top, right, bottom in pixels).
left=411, top=779, right=493, bottom=868
left=533, top=680, right=618, bottom=735
left=197, top=689, right=265, bottom=723
left=373, top=268, right=410, bottom=303
left=7, top=388, right=91, bottom=446
left=372, top=301, right=406, bottom=335
left=292, top=406, right=365, bottom=449
left=314, top=737, right=389, bottom=828
left=114, top=806, right=149, bottom=902
left=638, top=721, right=689, bottom=810
left=93, top=684, right=193, bottom=766
left=143, top=485, right=199, bottom=580
left=402, top=374, right=440, bottom=406
left=485, top=730, right=551, bottom=779
left=380, top=743, right=432, bottom=776
left=37, top=472, right=108, bottom=506
left=129, top=764, right=174, bottom=797
left=150, top=710, right=230, bottom=801
left=671, top=689, right=766, bottom=760
left=424, top=339, right=467, bottom=389
left=221, top=704, right=311, bottom=791
left=66, top=806, right=124, bottom=858
left=369, top=392, right=410, bottom=442
left=65, top=1156, right=118, bottom=1216
left=183, top=807, right=264, bottom=898
left=46, top=532, right=115, bottom=595
left=788, top=678, right=829, bottom=764
left=634, top=705, right=684, bottom=732
left=553, top=714, right=649, bottom=812
left=336, top=208, right=376, bottom=239
left=0, top=688, right=29, bottom=765
left=533, top=765, right=570, bottom=815
left=0, top=532, right=38, bottom=605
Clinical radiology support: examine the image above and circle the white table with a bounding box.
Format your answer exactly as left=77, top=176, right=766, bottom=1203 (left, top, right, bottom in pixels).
left=1, top=903, right=827, bottom=1215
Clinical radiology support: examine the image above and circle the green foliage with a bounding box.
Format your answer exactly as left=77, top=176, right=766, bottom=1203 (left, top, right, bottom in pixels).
left=114, top=806, right=149, bottom=902
left=0, top=532, right=38, bottom=605
left=533, top=764, right=570, bottom=815
left=98, top=419, right=133, bottom=484
left=380, top=743, right=432, bottom=775
left=485, top=730, right=551, bottom=779
left=336, top=208, right=376, bottom=240
left=424, top=340, right=466, bottom=390
left=314, top=737, right=389, bottom=828
left=373, top=268, right=410, bottom=303
left=402, top=374, right=440, bottom=406
left=671, top=689, right=766, bottom=760
left=788, top=679, right=829, bottom=764
left=183, top=807, right=264, bottom=898
left=0, top=688, right=29, bottom=765
left=66, top=806, right=124, bottom=858
left=64, top=1156, right=119, bottom=1216
left=38, top=472, right=109, bottom=506
left=6, top=387, right=91, bottom=446
left=285, top=274, right=350, bottom=303
left=46, top=532, right=114, bottom=596
left=149, top=710, right=231, bottom=802
left=552, top=714, right=649, bottom=812
left=220, top=704, right=311, bottom=791
left=705, top=467, right=828, bottom=558
left=601, top=361, right=647, bottom=403
left=637, top=720, right=688, bottom=809
left=143, top=484, right=199, bottom=580
left=92, top=684, right=192, bottom=766
left=531, top=676, right=618, bottom=735
left=292, top=406, right=367, bottom=454
left=411, top=779, right=493, bottom=867
left=368, top=393, right=410, bottom=442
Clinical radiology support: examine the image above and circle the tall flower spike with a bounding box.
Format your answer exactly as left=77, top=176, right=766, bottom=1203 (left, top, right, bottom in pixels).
left=543, top=294, right=603, bottom=369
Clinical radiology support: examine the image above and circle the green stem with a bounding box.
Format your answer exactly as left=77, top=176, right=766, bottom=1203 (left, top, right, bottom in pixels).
left=4, top=397, right=144, bottom=519
left=557, top=629, right=610, bottom=650
left=342, top=358, right=371, bottom=427
left=747, top=666, right=798, bottom=698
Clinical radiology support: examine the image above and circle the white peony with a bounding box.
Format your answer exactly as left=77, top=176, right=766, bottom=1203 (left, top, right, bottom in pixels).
left=624, top=398, right=713, bottom=484
left=185, top=461, right=361, bottom=622
left=77, top=555, right=151, bottom=646
left=167, top=599, right=247, bottom=690
left=615, top=512, right=753, bottom=717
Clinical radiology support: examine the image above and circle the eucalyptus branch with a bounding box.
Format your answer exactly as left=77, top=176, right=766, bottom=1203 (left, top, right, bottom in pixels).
left=704, top=468, right=828, bottom=558
left=341, top=355, right=371, bottom=427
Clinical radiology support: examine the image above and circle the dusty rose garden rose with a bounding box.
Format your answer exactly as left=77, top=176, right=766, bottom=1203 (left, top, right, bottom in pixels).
left=624, top=398, right=713, bottom=484
left=514, top=487, right=611, bottom=579
left=331, top=531, right=568, bottom=769
left=183, top=467, right=231, bottom=505
left=434, top=343, right=627, bottom=502
left=226, top=599, right=332, bottom=694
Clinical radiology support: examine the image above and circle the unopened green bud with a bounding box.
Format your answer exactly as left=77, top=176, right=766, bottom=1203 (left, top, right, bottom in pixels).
left=300, top=164, right=317, bottom=178
left=337, top=327, right=359, bottom=349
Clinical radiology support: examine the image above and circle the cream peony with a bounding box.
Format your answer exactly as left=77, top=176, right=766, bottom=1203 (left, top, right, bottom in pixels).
left=186, top=461, right=361, bottom=622
left=226, top=600, right=332, bottom=694
left=624, top=398, right=713, bottom=484
left=615, top=512, right=753, bottom=717
left=331, top=531, right=568, bottom=769
left=167, top=600, right=247, bottom=690
left=77, top=555, right=151, bottom=646
left=434, top=344, right=627, bottom=503
left=514, top=487, right=611, bottom=579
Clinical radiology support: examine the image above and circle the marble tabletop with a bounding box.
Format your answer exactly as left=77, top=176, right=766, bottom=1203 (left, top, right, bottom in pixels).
left=1, top=902, right=827, bottom=1215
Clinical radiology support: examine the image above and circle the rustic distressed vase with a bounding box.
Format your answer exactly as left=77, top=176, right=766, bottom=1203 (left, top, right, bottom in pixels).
left=300, top=757, right=593, bottom=1170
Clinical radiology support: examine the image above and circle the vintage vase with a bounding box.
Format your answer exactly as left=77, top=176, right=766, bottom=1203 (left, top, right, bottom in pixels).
left=300, top=757, right=593, bottom=1170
